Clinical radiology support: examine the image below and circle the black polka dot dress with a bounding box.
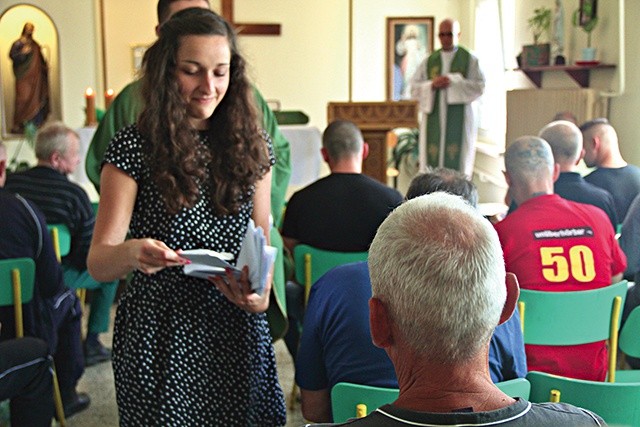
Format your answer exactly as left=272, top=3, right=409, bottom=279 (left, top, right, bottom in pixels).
left=104, top=126, right=286, bottom=426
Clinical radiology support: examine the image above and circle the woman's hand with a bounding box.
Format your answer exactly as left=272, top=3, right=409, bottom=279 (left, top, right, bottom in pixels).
left=130, top=238, right=190, bottom=275
left=210, top=266, right=271, bottom=313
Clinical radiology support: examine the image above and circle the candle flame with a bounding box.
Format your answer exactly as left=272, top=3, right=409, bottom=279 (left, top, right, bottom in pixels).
left=85, top=87, right=94, bottom=96
left=106, top=88, right=114, bottom=97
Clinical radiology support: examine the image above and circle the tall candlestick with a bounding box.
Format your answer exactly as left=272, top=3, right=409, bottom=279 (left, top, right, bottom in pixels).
left=104, top=88, right=115, bottom=110
left=85, top=87, right=97, bottom=126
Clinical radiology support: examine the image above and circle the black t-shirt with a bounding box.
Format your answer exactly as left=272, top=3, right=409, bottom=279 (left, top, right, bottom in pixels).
left=282, top=173, right=403, bottom=252
left=585, top=165, right=640, bottom=220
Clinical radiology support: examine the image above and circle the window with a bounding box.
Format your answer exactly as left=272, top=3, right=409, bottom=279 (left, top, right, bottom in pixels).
left=473, top=0, right=515, bottom=148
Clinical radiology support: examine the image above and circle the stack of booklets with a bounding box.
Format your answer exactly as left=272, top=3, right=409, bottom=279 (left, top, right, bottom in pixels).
left=181, top=220, right=277, bottom=295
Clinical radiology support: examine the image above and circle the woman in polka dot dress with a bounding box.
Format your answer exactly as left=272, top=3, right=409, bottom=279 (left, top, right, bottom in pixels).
left=87, top=8, right=286, bottom=426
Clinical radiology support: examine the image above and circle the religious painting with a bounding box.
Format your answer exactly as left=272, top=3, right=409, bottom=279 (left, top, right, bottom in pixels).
left=386, top=17, right=434, bottom=101
left=0, top=4, right=61, bottom=138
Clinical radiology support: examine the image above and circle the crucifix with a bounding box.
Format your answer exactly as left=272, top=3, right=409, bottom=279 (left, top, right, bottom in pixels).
left=220, top=0, right=281, bottom=35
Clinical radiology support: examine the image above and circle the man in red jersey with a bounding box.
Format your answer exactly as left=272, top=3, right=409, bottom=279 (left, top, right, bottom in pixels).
left=495, top=135, right=626, bottom=381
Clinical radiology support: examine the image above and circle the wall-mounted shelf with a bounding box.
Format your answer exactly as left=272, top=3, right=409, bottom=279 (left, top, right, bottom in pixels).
left=518, top=64, right=616, bottom=88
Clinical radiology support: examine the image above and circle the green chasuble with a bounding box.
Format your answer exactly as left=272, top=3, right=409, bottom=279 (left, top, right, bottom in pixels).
left=85, top=80, right=291, bottom=341
left=425, top=47, right=471, bottom=170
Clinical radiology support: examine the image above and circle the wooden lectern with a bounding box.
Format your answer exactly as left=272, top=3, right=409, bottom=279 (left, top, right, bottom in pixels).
left=327, top=101, right=418, bottom=184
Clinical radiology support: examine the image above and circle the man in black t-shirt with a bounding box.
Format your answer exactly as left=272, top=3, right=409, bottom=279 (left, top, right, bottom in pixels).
left=580, top=118, right=640, bottom=220
left=281, top=120, right=403, bottom=359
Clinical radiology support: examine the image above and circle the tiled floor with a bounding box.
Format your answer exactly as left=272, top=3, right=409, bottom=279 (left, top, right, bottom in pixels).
left=63, top=306, right=307, bottom=426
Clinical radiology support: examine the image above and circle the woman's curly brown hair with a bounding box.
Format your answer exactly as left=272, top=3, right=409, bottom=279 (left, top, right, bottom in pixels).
left=137, top=7, right=270, bottom=215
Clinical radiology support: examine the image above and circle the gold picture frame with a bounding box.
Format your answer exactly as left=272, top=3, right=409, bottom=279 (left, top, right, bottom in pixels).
left=386, top=16, right=434, bottom=101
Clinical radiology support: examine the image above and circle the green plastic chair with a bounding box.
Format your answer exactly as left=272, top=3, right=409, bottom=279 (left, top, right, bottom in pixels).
left=288, top=246, right=368, bottom=409
left=330, top=379, right=531, bottom=422
left=331, top=382, right=398, bottom=422
left=518, top=280, right=628, bottom=382
left=617, top=305, right=640, bottom=382
left=0, top=257, right=67, bottom=426
left=495, top=377, right=531, bottom=400
left=47, top=223, right=71, bottom=262
left=527, top=370, right=640, bottom=426
left=293, top=244, right=368, bottom=303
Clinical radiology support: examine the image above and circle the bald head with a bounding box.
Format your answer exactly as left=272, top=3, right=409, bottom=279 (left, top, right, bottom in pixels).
left=438, top=19, right=460, bottom=51
left=539, top=120, right=583, bottom=169
left=322, top=120, right=364, bottom=161
left=505, top=136, right=556, bottom=202
left=580, top=119, right=622, bottom=168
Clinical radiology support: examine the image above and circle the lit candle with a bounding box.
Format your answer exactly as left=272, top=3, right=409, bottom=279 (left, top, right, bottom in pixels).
left=85, top=87, right=97, bottom=126
left=104, top=88, right=115, bottom=110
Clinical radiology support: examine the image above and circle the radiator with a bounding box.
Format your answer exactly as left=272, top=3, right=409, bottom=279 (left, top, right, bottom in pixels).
left=506, top=88, right=608, bottom=146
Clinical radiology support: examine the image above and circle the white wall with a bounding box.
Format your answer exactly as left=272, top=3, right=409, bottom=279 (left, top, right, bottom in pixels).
left=2, top=0, right=639, bottom=168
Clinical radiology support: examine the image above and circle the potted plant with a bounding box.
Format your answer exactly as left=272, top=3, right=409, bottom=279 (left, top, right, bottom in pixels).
left=572, top=0, right=599, bottom=61
left=522, top=7, right=552, bottom=67
left=7, top=121, right=37, bottom=173
left=387, top=127, right=419, bottom=188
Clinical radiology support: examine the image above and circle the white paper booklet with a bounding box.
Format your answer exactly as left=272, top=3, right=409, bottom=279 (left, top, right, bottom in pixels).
left=181, top=219, right=276, bottom=295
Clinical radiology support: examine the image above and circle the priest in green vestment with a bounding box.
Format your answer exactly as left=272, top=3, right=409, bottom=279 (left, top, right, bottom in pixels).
left=409, top=19, right=485, bottom=177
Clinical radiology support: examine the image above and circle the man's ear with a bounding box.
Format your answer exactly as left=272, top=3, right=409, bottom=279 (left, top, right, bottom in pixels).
left=499, top=272, right=520, bottom=325
left=370, top=297, right=393, bottom=348
left=503, top=170, right=512, bottom=187
left=0, top=158, right=6, bottom=184
left=362, top=142, right=370, bottom=160
left=576, top=148, right=586, bottom=165
left=552, top=162, right=560, bottom=182
left=320, top=147, right=329, bottom=163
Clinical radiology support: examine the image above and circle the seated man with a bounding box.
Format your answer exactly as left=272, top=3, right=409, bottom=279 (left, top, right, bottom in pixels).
left=580, top=118, right=640, bottom=220
left=618, top=193, right=640, bottom=368
left=308, top=192, right=604, bottom=426
left=282, top=119, right=403, bottom=253
left=296, top=168, right=527, bottom=423
left=6, top=121, right=117, bottom=366
left=540, top=120, right=618, bottom=229
left=0, top=335, right=54, bottom=426
left=281, top=120, right=403, bottom=358
left=496, top=136, right=626, bottom=381
left=0, top=142, right=89, bottom=418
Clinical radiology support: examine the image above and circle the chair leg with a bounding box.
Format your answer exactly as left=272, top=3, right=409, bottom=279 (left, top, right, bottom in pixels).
left=76, top=288, right=86, bottom=307
left=52, top=364, right=67, bottom=427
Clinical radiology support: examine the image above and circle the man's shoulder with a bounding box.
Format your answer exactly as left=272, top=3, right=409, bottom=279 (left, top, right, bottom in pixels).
left=496, top=195, right=606, bottom=232
left=313, top=261, right=369, bottom=293
left=526, top=402, right=605, bottom=425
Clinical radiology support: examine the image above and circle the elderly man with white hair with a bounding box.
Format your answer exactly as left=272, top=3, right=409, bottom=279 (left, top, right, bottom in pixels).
left=496, top=136, right=626, bottom=382
left=306, top=192, right=605, bottom=426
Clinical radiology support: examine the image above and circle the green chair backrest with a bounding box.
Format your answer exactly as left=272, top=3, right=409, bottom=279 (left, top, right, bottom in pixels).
left=331, top=379, right=530, bottom=422
left=518, top=281, right=628, bottom=346
left=527, top=370, right=640, bottom=426
left=495, top=377, right=531, bottom=400
left=331, top=382, right=398, bottom=423
left=620, top=305, right=640, bottom=359
left=293, top=244, right=368, bottom=302
left=47, top=223, right=71, bottom=259
left=293, top=244, right=368, bottom=286
left=0, top=258, right=36, bottom=305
